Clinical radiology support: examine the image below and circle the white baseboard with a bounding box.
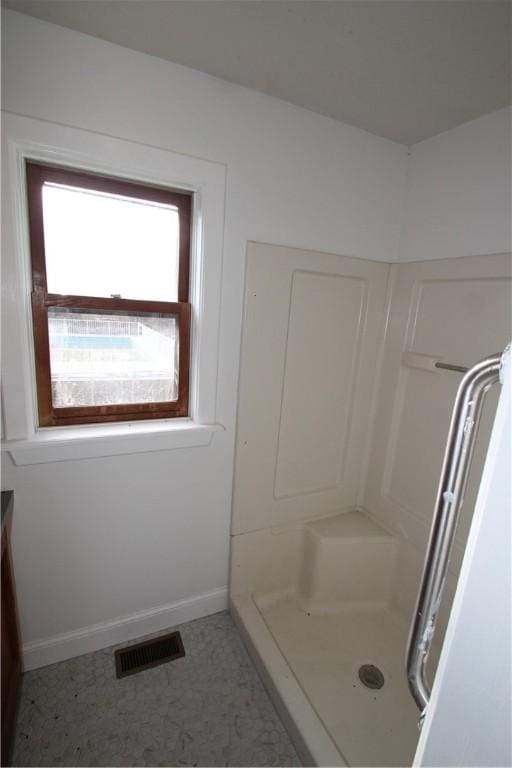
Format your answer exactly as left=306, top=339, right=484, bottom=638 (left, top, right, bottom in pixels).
left=23, top=587, right=228, bottom=671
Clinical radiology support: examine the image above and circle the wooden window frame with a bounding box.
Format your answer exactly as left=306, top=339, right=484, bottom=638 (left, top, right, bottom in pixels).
left=26, top=161, right=192, bottom=427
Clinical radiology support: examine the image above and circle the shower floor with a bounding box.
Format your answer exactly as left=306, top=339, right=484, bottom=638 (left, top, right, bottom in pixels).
left=247, top=593, right=420, bottom=767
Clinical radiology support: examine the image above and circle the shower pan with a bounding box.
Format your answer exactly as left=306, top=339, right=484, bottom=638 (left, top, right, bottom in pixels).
left=230, top=242, right=511, bottom=766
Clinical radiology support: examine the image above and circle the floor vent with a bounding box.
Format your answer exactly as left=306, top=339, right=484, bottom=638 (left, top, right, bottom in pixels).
left=115, top=631, right=185, bottom=679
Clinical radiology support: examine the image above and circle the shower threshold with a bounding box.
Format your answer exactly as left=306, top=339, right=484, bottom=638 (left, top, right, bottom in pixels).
left=232, top=592, right=419, bottom=767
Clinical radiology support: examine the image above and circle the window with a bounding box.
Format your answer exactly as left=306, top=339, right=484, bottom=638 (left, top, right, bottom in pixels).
left=26, top=162, right=192, bottom=426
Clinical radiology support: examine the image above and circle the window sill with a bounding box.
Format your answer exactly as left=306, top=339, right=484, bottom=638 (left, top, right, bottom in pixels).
left=2, top=420, right=224, bottom=465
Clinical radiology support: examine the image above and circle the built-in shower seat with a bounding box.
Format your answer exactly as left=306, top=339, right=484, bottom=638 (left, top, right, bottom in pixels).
left=297, top=510, right=398, bottom=613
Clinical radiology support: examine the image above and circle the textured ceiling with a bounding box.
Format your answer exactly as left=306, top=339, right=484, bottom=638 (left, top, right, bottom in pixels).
left=3, top=0, right=511, bottom=145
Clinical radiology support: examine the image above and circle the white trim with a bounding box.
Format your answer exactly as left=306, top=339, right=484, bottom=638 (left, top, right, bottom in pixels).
left=23, top=586, right=228, bottom=671
left=2, top=420, right=224, bottom=465
left=1, top=112, right=226, bottom=452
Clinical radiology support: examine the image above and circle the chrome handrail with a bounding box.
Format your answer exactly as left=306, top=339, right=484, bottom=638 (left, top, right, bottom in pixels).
left=406, top=352, right=504, bottom=724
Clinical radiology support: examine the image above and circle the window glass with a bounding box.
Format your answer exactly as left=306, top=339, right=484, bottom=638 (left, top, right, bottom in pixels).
left=27, top=161, right=191, bottom=425
left=42, top=183, right=180, bottom=301
left=48, top=307, right=179, bottom=407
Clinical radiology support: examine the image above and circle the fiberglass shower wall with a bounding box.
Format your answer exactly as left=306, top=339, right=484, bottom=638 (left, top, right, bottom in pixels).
left=231, top=244, right=511, bottom=613
left=363, top=253, right=511, bottom=627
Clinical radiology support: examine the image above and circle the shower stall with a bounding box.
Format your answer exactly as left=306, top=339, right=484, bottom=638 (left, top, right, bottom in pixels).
left=229, top=242, right=511, bottom=766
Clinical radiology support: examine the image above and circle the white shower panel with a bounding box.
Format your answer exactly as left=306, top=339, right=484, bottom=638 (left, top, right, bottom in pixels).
left=232, top=242, right=389, bottom=535
left=275, top=271, right=366, bottom=499
left=364, top=253, right=511, bottom=575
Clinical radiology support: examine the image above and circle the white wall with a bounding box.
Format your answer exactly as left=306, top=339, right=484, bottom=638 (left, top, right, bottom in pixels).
left=401, top=107, right=512, bottom=261
left=0, top=10, right=407, bottom=662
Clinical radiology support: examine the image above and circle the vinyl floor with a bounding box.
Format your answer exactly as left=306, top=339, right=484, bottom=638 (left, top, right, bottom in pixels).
left=12, top=611, right=301, bottom=767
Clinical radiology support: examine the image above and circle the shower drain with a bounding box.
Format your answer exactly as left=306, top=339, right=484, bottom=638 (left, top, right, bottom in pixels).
left=358, top=664, right=385, bottom=689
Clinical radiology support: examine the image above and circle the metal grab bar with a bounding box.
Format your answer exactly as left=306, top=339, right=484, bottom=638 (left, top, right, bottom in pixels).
left=406, top=352, right=504, bottom=724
